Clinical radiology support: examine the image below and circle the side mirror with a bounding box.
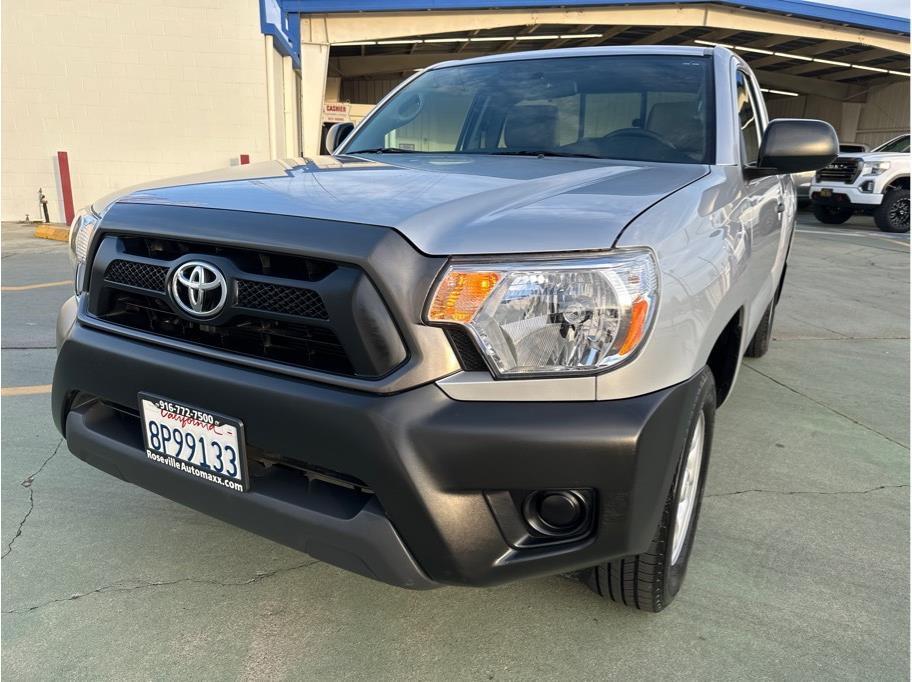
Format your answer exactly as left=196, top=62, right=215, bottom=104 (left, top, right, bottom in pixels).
left=750, top=118, right=838, bottom=177
left=325, top=122, right=354, bottom=155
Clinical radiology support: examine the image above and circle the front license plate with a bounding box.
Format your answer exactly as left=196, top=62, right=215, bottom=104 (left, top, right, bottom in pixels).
left=819, top=188, right=833, bottom=197
left=139, top=394, right=248, bottom=492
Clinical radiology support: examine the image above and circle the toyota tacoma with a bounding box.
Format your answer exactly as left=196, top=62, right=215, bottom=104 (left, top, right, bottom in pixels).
left=54, top=46, right=837, bottom=611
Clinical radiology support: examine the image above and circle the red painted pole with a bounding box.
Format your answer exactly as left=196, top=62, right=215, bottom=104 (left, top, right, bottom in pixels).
left=239, top=154, right=250, bottom=165
left=57, top=151, right=75, bottom=224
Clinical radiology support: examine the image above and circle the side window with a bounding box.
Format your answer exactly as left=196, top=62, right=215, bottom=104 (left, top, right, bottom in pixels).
left=735, top=71, right=761, bottom=166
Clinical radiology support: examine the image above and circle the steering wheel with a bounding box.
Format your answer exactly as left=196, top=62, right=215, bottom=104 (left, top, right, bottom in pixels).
left=600, top=127, right=669, bottom=145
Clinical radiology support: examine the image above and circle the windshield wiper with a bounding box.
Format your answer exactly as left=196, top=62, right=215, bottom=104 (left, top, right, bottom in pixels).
left=489, top=150, right=602, bottom=159
left=345, top=147, right=416, bottom=154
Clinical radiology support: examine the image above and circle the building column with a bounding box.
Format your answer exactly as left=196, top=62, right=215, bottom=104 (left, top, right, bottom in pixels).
left=840, top=102, right=863, bottom=144
left=282, top=55, right=299, bottom=157
left=264, top=35, right=279, bottom=159
left=299, top=16, right=330, bottom=158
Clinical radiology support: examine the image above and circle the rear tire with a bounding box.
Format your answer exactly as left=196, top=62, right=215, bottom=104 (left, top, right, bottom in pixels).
left=744, top=299, right=775, bottom=358
left=582, top=368, right=715, bottom=612
left=873, top=189, right=910, bottom=233
left=812, top=204, right=853, bottom=225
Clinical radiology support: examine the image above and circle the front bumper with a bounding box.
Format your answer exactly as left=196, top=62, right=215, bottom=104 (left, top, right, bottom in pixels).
left=810, top=183, right=884, bottom=206
left=53, top=297, right=700, bottom=589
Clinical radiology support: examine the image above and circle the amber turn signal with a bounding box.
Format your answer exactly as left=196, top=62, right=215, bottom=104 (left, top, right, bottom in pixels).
left=427, top=270, right=501, bottom=324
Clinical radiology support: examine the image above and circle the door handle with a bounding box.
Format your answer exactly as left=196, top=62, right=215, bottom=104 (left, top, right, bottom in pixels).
left=776, top=202, right=785, bottom=214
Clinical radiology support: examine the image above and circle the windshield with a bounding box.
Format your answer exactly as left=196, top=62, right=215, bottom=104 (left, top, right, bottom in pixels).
left=874, top=135, right=910, bottom=153
left=343, top=55, right=714, bottom=164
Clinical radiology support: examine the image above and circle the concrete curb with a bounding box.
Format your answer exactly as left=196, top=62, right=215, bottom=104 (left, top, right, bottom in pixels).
left=34, top=224, right=69, bottom=242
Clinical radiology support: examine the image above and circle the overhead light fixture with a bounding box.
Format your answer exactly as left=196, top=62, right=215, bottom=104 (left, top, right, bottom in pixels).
left=424, top=37, right=469, bottom=43
left=469, top=36, right=514, bottom=42
left=695, top=39, right=910, bottom=78
left=335, top=41, right=377, bottom=46
left=695, top=39, right=732, bottom=48
left=517, top=34, right=561, bottom=41
left=813, top=58, right=851, bottom=67
left=760, top=87, right=800, bottom=97
left=851, top=64, right=889, bottom=73
left=737, top=46, right=774, bottom=55
left=377, top=39, right=420, bottom=45
left=559, top=33, right=603, bottom=39
left=775, top=51, right=812, bottom=61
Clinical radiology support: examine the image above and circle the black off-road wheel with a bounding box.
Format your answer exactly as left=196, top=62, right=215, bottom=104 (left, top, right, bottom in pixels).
left=744, top=299, right=775, bottom=358
left=812, top=204, right=853, bottom=225
left=582, top=368, right=715, bottom=612
left=873, top=189, right=910, bottom=233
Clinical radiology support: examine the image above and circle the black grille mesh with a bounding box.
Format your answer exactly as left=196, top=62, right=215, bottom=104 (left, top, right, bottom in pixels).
left=105, top=260, right=168, bottom=292
left=103, top=261, right=328, bottom=320
left=816, top=158, right=860, bottom=184
left=445, top=327, right=489, bottom=372
left=237, top=280, right=328, bottom=320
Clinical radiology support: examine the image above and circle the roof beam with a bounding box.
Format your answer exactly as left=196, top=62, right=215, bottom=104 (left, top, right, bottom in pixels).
left=747, top=40, right=851, bottom=69
left=753, top=67, right=863, bottom=99
left=821, top=68, right=906, bottom=82
left=778, top=47, right=906, bottom=77
left=579, top=25, right=629, bottom=47
left=456, top=29, right=480, bottom=53
left=331, top=53, right=465, bottom=77
left=696, top=28, right=740, bottom=43
left=740, top=34, right=800, bottom=49
left=318, top=7, right=910, bottom=53
left=497, top=24, right=537, bottom=52
left=542, top=24, right=593, bottom=50
left=633, top=26, right=684, bottom=45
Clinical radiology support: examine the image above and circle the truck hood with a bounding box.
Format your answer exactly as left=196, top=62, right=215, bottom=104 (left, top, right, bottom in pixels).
left=103, top=155, right=708, bottom=255
left=855, top=152, right=907, bottom=162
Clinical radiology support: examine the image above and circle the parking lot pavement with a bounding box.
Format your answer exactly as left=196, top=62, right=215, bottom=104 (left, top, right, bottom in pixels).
left=2, top=215, right=908, bottom=680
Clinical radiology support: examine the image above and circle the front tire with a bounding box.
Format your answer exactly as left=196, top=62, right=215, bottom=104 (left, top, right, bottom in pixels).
left=583, top=368, right=715, bottom=612
left=873, top=189, right=910, bottom=233
left=812, top=204, right=853, bottom=224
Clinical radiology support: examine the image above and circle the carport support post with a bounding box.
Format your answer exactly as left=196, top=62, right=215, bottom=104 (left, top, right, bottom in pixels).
left=264, top=35, right=279, bottom=159
left=299, top=16, right=330, bottom=158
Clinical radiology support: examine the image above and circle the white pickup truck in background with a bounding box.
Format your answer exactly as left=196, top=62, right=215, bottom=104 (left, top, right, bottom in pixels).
left=809, top=134, right=910, bottom=233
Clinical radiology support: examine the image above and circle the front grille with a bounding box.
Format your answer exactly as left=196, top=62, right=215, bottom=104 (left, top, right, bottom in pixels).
left=236, top=280, right=328, bottom=320
left=100, top=291, right=353, bottom=375
left=106, top=260, right=168, bottom=291
left=815, top=157, right=861, bottom=184
left=102, top=260, right=329, bottom=321
left=87, top=235, right=407, bottom=379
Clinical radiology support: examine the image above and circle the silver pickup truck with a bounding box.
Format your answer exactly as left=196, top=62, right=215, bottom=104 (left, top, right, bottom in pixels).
left=54, top=46, right=836, bottom=611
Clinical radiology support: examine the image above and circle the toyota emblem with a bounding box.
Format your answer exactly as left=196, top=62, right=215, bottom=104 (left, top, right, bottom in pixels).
left=170, top=261, right=228, bottom=317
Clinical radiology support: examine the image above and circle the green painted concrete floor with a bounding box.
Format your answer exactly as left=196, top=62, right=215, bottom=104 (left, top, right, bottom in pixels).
left=1, top=216, right=908, bottom=680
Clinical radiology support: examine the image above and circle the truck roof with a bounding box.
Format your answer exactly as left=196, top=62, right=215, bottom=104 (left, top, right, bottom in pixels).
left=425, top=45, right=716, bottom=70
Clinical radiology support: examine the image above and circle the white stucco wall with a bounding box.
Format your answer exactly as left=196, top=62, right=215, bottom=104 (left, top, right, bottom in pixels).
left=1, top=1, right=272, bottom=222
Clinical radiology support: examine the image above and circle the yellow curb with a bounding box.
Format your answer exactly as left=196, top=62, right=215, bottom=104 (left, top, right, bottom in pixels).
left=1, top=384, right=52, bottom=397
left=2, top=280, right=71, bottom=292
left=33, top=224, right=69, bottom=242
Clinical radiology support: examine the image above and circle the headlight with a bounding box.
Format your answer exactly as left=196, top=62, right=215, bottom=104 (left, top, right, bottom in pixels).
left=68, top=207, right=102, bottom=291
left=426, top=249, right=658, bottom=377
left=862, top=161, right=891, bottom=176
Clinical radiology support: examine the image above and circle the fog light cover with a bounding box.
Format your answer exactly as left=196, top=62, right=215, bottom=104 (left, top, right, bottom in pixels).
left=427, top=250, right=658, bottom=377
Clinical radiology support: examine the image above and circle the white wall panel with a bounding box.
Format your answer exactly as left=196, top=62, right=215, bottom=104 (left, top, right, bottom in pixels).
left=1, top=0, right=270, bottom=222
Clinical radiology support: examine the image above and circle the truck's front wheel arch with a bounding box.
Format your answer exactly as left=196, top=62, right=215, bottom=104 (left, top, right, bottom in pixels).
left=706, top=309, right=743, bottom=407
left=874, top=178, right=910, bottom=233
